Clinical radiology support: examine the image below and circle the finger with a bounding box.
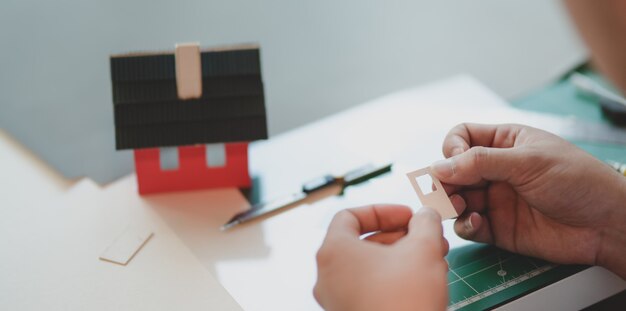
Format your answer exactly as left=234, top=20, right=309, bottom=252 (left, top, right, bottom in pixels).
left=459, top=189, right=487, bottom=214
left=449, top=194, right=467, bottom=216
left=326, top=204, right=413, bottom=239
left=403, top=207, right=443, bottom=248
left=441, top=182, right=462, bottom=195
left=313, top=285, right=324, bottom=309
left=442, top=181, right=490, bottom=196
left=444, top=187, right=489, bottom=222
left=442, top=123, right=522, bottom=158
left=454, top=212, right=494, bottom=244
left=442, top=123, right=473, bottom=158
left=430, top=146, right=522, bottom=185
left=364, top=230, right=408, bottom=245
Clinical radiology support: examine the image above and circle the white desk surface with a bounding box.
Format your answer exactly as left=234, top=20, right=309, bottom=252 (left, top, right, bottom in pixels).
left=0, top=129, right=242, bottom=309
left=1, top=75, right=624, bottom=310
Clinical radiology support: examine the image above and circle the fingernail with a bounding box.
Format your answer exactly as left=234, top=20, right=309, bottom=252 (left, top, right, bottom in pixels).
left=430, top=158, right=455, bottom=178
left=417, top=207, right=436, bottom=216
left=464, top=216, right=474, bottom=232
left=450, top=194, right=466, bottom=211
left=451, top=147, right=465, bottom=156
left=416, top=207, right=442, bottom=222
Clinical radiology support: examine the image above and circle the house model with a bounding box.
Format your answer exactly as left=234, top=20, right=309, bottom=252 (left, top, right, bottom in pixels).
left=109, top=43, right=267, bottom=195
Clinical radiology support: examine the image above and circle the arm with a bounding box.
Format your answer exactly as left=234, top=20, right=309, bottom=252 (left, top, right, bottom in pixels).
left=432, top=123, right=626, bottom=279
left=564, top=0, right=626, bottom=94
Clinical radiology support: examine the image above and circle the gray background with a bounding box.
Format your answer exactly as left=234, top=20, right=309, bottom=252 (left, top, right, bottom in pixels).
left=0, top=0, right=586, bottom=183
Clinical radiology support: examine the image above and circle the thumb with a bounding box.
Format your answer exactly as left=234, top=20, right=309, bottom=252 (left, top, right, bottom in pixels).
left=403, top=207, right=443, bottom=244
left=430, top=146, right=519, bottom=185
left=401, top=208, right=447, bottom=256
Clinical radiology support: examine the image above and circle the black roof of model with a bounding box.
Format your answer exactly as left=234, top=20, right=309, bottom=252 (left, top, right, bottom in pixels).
left=110, top=44, right=267, bottom=150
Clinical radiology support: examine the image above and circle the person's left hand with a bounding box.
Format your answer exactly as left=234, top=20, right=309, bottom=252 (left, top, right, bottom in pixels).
left=314, top=205, right=449, bottom=311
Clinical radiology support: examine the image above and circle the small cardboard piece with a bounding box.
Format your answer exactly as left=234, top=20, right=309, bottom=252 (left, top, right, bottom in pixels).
left=406, top=167, right=458, bottom=219
left=99, top=225, right=154, bottom=266
left=175, top=43, right=203, bottom=100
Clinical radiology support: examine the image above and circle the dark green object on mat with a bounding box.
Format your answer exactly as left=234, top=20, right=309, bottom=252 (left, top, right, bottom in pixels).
left=511, top=68, right=626, bottom=163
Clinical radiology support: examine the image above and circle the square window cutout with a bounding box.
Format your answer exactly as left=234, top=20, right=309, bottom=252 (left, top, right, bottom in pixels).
left=415, top=174, right=436, bottom=195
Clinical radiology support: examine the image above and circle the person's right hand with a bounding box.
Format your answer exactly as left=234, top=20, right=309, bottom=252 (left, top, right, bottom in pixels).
left=430, top=123, right=626, bottom=279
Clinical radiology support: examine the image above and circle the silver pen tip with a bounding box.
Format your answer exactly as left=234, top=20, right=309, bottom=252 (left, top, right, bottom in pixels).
left=220, top=220, right=240, bottom=231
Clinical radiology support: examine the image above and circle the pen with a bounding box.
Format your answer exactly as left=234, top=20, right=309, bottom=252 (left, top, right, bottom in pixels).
left=221, top=163, right=393, bottom=231
left=570, top=72, right=626, bottom=107
left=571, top=73, right=626, bottom=125
left=607, top=160, right=626, bottom=176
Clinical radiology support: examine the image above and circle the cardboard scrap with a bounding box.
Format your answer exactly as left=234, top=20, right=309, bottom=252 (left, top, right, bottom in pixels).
left=99, top=226, right=154, bottom=266
left=175, top=43, right=203, bottom=100
left=406, top=167, right=458, bottom=220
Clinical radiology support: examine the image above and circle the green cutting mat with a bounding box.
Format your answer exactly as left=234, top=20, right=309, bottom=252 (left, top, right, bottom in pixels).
left=446, top=244, right=586, bottom=310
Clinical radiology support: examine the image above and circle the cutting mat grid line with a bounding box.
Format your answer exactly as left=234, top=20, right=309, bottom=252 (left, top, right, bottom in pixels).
left=448, top=251, right=515, bottom=276
left=445, top=245, right=585, bottom=311
left=449, top=254, right=544, bottom=303
left=448, top=257, right=515, bottom=286
left=448, top=264, right=556, bottom=311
